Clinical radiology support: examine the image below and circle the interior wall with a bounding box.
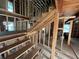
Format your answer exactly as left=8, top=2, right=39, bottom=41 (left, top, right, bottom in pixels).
left=72, top=21, right=79, bottom=38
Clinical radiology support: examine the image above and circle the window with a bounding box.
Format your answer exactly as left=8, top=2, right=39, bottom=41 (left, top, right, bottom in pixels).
left=0, top=15, right=6, bottom=32
left=63, top=24, right=70, bottom=33
left=8, top=21, right=15, bottom=31
left=8, top=1, right=13, bottom=12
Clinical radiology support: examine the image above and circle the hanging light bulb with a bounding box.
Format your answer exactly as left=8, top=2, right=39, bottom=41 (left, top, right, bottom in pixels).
left=42, top=28, right=45, bottom=31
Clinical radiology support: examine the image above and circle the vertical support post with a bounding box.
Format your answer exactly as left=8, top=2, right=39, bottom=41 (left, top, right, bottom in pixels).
left=14, top=17, right=16, bottom=31
left=35, top=6, right=38, bottom=19
left=60, top=18, right=65, bottom=51
left=6, top=0, right=8, bottom=10
left=68, top=20, right=73, bottom=45
left=38, top=31, right=40, bottom=44
left=19, top=19, right=22, bottom=31
left=13, top=0, right=15, bottom=12
left=43, top=28, right=45, bottom=45
left=35, top=33, right=37, bottom=45
left=28, top=0, right=30, bottom=16
left=22, top=0, right=23, bottom=15
left=39, top=30, right=41, bottom=44
left=6, top=16, right=8, bottom=31
left=35, top=32, right=38, bottom=45
left=25, top=0, right=26, bottom=16
left=48, top=24, right=51, bottom=47
left=51, top=12, right=59, bottom=59
left=37, top=31, right=39, bottom=44
left=33, top=34, right=35, bottom=44
left=19, top=0, right=21, bottom=14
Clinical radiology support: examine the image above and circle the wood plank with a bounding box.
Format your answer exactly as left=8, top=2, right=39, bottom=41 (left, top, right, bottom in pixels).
left=0, top=33, right=25, bottom=42
left=0, top=38, right=29, bottom=53
left=63, top=2, right=79, bottom=7
left=6, top=43, right=33, bottom=59
left=23, top=48, right=40, bottom=59
left=68, top=20, right=73, bottom=45
left=59, top=16, right=75, bottom=19
left=51, top=0, right=59, bottom=58
left=51, top=12, right=59, bottom=59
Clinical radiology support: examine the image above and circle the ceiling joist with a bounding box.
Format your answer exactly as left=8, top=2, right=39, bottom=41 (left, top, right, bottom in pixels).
left=63, top=2, right=79, bottom=8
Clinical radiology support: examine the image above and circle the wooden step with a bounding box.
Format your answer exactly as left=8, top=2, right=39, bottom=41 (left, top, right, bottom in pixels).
left=6, top=43, right=33, bottom=59
left=23, top=48, right=40, bottom=59
left=0, top=33, right=25, bottom=42
left=0, top=38, right=29, bottom=53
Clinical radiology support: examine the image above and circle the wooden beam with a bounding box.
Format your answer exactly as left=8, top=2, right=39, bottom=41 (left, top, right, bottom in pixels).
left=28, top=0, right=30, bottom=16
left=13, top=0, right=15, bottom=12
left=48, top=23, right=51, bottom=47
left=39, top=30, right=41, bottom=44
left=19, top=0, right=21, bottom=14
left=51, top=12, right=59, bottom=59
left=35, top=32, right=38, bottom=45
left=63, top=2, right=79, bottom=8
left=26, top=31, right=37, bottom=36
left=57, top=0, right=64, bottom=12
left=24, top=0, right=26, bottom=16
left=43, top=27, right=45, bottom=45
left=32, top=35, right=34, bottom=43
left=51, top=0, right=59, bottom=58
left=59, top=16, right=76, bottom=19
left=68, top=20, right=73, bottom=45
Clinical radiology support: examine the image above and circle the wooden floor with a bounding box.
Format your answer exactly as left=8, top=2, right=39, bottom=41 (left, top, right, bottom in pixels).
left=71, top=38, right=79, bottom=59
left=56, top=39, right=77, bottom=59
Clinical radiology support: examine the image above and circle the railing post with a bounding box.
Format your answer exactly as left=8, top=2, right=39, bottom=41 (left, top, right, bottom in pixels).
left=48, top=24, right=51, bottom=47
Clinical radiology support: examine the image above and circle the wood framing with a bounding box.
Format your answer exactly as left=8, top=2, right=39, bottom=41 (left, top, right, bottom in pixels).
left=6, top=16, right=8, bottom=31
left=14, top=17, right=16, bottom=31
left=0, top=8, right=30, bottom=19
left=28, top=0, right=30, bottom=16
left=60, top=18, right=65, bottom=51
left=59, top=16, right=76, bottom=19
left=48, top=23, right=51, bottom=47
left=64, top=2, right=79, bottom=8
left=43, top=27, right=45, bottom=45
left=35, top=32, right=38, bottom=45
left=68, top=20, right=73, bottom=45
left=13, top=0, right=15, bottom=12
left=51, top=11, right=59, bottom=59
left=22, top=0, right=23, bottom=15
left=39, top=30, right=41, bottom=44
left=19, top=0, right=21, bottom=14
left=24, top=0, right=26, bottom=16
left=27, top=9, right=56, bottom=34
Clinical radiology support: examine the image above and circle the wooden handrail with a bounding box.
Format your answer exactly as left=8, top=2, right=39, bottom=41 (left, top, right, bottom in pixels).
left=27, top=9, right=56, bottom=35
left=0, top=8, right=30, bottom=20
